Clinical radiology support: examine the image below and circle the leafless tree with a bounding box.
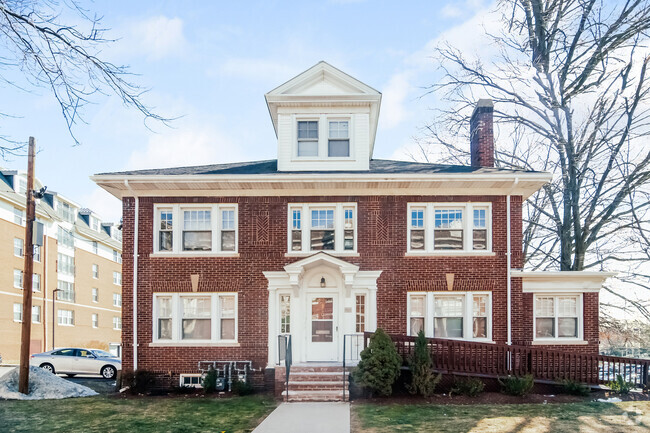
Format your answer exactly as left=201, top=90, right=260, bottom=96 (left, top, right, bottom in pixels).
left=418, top=0, right=650, bottom=320
left=0, top=0, right=169, bottom=151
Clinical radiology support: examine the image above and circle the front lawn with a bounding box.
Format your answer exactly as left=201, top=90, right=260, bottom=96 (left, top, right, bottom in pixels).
left=0, top=394, right=276, bottom=433
left=352, top=400, right=650, bottom=432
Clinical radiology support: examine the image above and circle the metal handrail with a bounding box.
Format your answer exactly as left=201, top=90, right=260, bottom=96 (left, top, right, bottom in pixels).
left=278, top=334, right=292, bottom=401
left=342, top=333, right=364, bottom=402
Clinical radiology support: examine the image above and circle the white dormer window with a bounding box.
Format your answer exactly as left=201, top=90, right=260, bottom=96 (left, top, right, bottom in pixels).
left=297, top=121, right=319, bottom=157
left=328, top=121, right=349, bottom=157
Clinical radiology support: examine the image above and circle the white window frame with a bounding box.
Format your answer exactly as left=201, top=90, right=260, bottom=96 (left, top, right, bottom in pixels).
left=58, top=309, right=74, bottom=326
left=113, top=271, right=122, bottom=286
left=407, top=292, right=493, bottom=342
left=13, top=303, right=22, bottom=322
left=179, top=374, right=204, bottom=388
left=33, top=245, right=41, bottom=262
left=406, top=203, right=493, bottom=255
left=533, top=294, right=584, bottom=343
left=113, top=316, right=122, bottom=330
left=113, top=293, right=122, bottom=307
left=14, top=207, right=25, bottom=225
left=287, top=203, right=358, bottom=255
left=152, top=293, right=238, bottom=345
left=92, top=264, right=99, bottom=279
left=14, top=238, right=24, bottom=257
left=92, top=288, right=99, bottom=303
left=32, top=273, right=41, bottom=292
left=13, top=269, right=23, bottom=289
left=92, top=313, right=98, bottom=328
left=152, top=204, right=239, bottom=256
left=296, top=119, right=319, bottom=157
left=293, top=115, right=354, bottom=160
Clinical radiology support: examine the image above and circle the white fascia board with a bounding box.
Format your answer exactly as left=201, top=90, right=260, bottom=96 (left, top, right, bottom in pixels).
left=512, top=270, right=617, bottom=293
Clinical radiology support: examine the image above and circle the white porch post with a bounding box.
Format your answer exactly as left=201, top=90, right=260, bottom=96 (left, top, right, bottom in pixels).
left=267, top=287, right=277, bottom=367
left=368, top=286, right=378, bottom=332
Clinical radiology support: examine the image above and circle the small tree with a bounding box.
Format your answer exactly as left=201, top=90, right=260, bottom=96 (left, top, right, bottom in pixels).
left=352, top=328, right=402, bottom=397
left=407, top=330, right=441, bottom=397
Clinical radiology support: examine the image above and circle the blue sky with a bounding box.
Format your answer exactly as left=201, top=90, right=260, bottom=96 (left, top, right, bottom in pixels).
left=1, top=0, right=494, bottom=222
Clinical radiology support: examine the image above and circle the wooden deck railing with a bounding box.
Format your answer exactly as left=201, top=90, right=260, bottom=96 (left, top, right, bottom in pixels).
left=363, top=332, right=650, bottom=388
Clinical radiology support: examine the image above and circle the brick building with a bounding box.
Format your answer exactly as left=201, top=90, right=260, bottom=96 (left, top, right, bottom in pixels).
left=92, top=62, right=613, bottom=392
left=0, top=171, right=123, bottom=363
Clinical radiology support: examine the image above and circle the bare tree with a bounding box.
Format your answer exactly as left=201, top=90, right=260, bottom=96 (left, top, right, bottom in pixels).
left=0, top=0, right=169, bottom=150
left=419, top=0, right=650, bottom=319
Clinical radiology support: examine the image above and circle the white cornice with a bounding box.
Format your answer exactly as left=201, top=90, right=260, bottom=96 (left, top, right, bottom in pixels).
left=511, top=270, right=617, bottom=293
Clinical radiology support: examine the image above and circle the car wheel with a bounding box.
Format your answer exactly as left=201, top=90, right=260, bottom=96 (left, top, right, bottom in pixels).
left=40, top=363, right=55, bottom=374
left=101, top=365, right=116, bottom=379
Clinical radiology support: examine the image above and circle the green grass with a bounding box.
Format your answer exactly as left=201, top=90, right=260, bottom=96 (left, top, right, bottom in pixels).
left=0, top=394, right=277, bottom=433
left=353, top=401, right=650, bottom=432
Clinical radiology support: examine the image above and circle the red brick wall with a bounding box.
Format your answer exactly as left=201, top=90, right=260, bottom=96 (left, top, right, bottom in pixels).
left=120, top=194, right=599, bottom=385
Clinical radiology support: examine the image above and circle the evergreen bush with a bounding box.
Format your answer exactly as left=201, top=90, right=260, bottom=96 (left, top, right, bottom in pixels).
left=202, top=368, right=219, bottom=394
left=406, top=330, right=442, bottom=397
left=450, top=376, right=485, bottom=397
left=498, top=374, right=534, bottom=396
left=231, top=375, right=254, bottom=396
left=121, top=369, right=156, bottom=395
left=352, top=328, right=402, bottom=396
left=560, top=379, right=590, bottom=396
left=608, top=375, right=633, bottom=394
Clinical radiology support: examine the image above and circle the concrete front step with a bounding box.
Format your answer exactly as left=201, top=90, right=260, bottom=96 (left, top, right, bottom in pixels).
left=290, top=372, right=347, bottom=382
left=281, top=390, right=346, bottom=402
left=290, top=365, right=347, bottom=373
left=286, top=381, right=348, bottom=391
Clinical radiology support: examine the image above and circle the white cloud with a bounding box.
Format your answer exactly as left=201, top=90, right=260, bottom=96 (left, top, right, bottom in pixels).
left=441, top=5, right=464, bottom=18
left=379, top=72, right=413, bottom=130
left=82, top=187, right=123, bottom=223
left=126, top=16, right=187, bottom=60
left=126, top=124, right=243, bottom=171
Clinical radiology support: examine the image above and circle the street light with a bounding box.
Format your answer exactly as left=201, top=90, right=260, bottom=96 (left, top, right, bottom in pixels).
left=52, top=288, right=61, bottom=350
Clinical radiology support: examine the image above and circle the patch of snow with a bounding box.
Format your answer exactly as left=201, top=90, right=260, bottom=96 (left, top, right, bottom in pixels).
left=597, top=397, right=622, bottom=403
left=0, top=366, right=98, bottom=400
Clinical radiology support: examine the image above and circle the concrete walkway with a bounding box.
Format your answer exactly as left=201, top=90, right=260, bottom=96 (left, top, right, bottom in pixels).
left=253, top=402, right=350, bottom=433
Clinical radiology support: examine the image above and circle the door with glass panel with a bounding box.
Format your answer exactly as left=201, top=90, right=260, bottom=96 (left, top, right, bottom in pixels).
left=307, top=296, right=338, bottom=361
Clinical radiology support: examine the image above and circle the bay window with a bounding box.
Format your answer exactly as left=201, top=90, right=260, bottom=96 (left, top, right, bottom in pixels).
left=407, top=203, right=492, bottom=253
left=288, top=203, right=357, bottom=254
left=154, top=204, right=238, bottom=255
left=153, top=293, right=238, bottom=344
left=534, top=295, right=581, bottom=341
left=408, top=292, right=492, bottom=341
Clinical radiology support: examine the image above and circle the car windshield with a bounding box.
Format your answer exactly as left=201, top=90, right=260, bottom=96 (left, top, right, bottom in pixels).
left=91, top=349, right=116, bottom=358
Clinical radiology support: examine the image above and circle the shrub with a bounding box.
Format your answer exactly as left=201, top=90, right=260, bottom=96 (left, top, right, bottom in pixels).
left=171, top=385, right=196, bottom=395
left=202, top=368, right=219, bottom=394
left=499, top=374, right=534, bottom=396
left=352, top=328, right=402, bottom=396
left=560, top=379, right=590, bottom=396
left=406, top=330, right=442, bottom=397
left=231, top=375, right=254, bottom=396
left=608, top=375, right=633, bottom=394
left=121, top=369, right=156, bottom=395
left=451, top=376, right=485, bottom=397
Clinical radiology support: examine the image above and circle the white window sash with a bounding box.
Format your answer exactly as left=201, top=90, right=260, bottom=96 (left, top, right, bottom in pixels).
left=152, top=293, right=238, bottom=344
left=533, top=294, right=583, bottom=341
left=287, top=203, right=357, bottom=253
left=407, top=292, right=492, bottom=342
left=407, top=203, right=493, bottom=253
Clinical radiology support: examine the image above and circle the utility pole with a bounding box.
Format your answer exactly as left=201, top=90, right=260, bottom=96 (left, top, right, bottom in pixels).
left=18, top=137, right=36, bottom=395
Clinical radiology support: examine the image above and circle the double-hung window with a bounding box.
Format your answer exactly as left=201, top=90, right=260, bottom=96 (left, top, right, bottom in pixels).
left=33, top=245, right=41, bottom=262
left=14, top=207, right=25, bottom=225
left=113, top=271, right=122, bottom=286
left=58, top=227, right=74, bottom=249
left=14, top=238, right=24, bottom=257
left=407, top=203, right=492, bottom=253
left=153, top=293, right=238, bottom=344
left=534, top=295, right=581, bottom=341
left=57, top=280, right=75, bottom=302
left=58, top=309, right=74, bottom=326
left=113, top=293, right=122, bottom=307
left=32, top=274, right=41, bottom=292
left=154, top=204, right=238, bottom=254
left=297, top=121, right=319, bottom=157
left=13, top=303, right=22, bottom=322
left=113, top=317, right=122, bottom=330
left=14, top=269, right=23, bottom=289
left=57, top=253, right=74, bottom=275
left=288, top=203, right=357, bottom=253
left=32, top=306, right=41, bottom=323
left=408, top=292, right=492, bottom=341
left=328, top=121, right=349, bottom=157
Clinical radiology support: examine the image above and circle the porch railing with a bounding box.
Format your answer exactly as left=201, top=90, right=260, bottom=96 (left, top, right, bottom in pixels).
left=342, top=333, right=364, bottom=401
left=278, top=334, right=292, bottom=401
left=363, top=332, right=650, bottom=388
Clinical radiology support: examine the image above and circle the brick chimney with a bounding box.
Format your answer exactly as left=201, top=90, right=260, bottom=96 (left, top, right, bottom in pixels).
left=470, top=99, right=494, bottom=168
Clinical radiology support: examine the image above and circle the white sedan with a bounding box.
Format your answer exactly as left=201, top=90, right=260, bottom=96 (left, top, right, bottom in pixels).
left=30, top=348, right=121, bottom=379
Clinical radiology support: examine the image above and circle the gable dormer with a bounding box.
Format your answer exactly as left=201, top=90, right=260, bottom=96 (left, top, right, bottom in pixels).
left=265, top=62, right=381, bottom=171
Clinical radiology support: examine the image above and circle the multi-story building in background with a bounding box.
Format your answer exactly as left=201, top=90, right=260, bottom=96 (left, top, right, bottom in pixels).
left=0, top=169, right=122, bottom=363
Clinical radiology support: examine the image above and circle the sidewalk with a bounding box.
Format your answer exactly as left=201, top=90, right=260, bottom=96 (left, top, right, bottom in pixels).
left=252, top=402, right=350, bottom=433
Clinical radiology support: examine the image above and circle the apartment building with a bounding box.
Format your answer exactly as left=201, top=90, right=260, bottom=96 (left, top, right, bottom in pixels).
left=0, top=170, right=122, bottom=364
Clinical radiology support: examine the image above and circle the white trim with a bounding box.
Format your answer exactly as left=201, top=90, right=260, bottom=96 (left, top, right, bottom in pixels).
left=151, top=292, right=239, bottom=345
left=513, top=271, right=617, bottom=293
left=406, top=203, right=493, bottom=254
left=179, top=374, right=204, bottom=388
left=153, top=203, right=239, bottom=255
left=531, top=340, right=588, bottom=346
left=406, top=291, right=493, bottom=342
left=287, top=203, right=357, bottom=254
left=532, top=293, right=584, bottom=342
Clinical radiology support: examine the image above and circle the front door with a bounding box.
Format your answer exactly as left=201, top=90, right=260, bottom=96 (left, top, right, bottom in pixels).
left=307, top=295, right=338, bottom=361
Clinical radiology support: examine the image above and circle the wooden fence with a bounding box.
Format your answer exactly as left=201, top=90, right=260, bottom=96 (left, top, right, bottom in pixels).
left=363, top=332, right=650, bottom=388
